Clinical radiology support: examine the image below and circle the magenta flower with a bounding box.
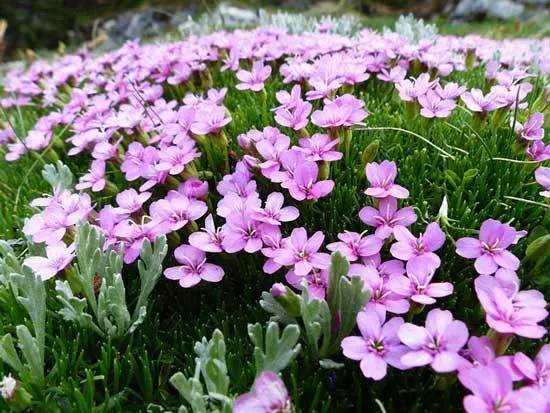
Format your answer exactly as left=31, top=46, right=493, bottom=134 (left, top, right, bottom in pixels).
left=398, top=308, right=469, bottom=373
left=233, top=371, right=292, bottom=413
left=23, top=243, right=74, bottom=281
left=179, top=178, right=209, bottom=199
left=157, top=142, right=200, bottom=175
left=114, top=220, right=165, bottom=264
left=222, top=211, right=265, bottom=253
left=190, top=106, right=231, bottom=136
left=349, top=264, right=410, bottom=319
left=273, top=84, right=302, bottom=111
left=535, top=167, right=550, bottom=198
left=435, top=82, right=466, bottom=100
left=114, top=189, right=151, bottom=215
left=274, top=100, right=312, bottom=131
left=149, top=192, right=207, bottom=232
left=364, top=161, right=409, bottom=199
left=359, top=197, right=417, bottom=239
left=390, top=222, right=445, bottom=270
left=251, top=192, right=299, bottom=226
left=512, top=344, right=550, bottom=387
left=528, top=141, right=550, bottom=162
left=310, top=94, right=368, bottom=129
left=458, top=363, right=519, bottom=413
left=388, top=258, right=453, bottom=305
left=255, top=135, right=291, bottom=179
left=341, top=309, right=407, bottom=380
left=286, top=161, right=334, bottom=201
left=189, top=214, right=225, bottom=253
left=326, top=232, right=383, bottom=263
left=286, top=268, right=328, bottom=300
left=418, top=90, right=456, bottom=118
left=163, top=245, right=224, bottom=288
left=75, top=160, right=106, bottom=192
left=236, top=61, right=272, bottom=92
left=297, top=133, right=342, bottom=162
left=459, top=336, right=518, bottom=375
left=274, top=227, right=330, bottom=276
left=475, top=274, right=548, bottom=339
left=461, top=89, right=501, bottom=112
left=395, top=74, right=436, bottom=101
left=456, top=219, right=521, bottom=275
left=260, top=225, right=284, bottom=274
left=515, top=112, right=544, bottom=141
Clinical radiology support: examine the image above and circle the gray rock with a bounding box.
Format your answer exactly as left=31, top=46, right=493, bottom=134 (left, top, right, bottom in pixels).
left=452, top=0, right=489, bottom=19
left=486, top=0, right=525, bottom=19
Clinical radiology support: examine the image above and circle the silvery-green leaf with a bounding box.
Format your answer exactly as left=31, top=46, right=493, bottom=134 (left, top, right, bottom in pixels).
left=16, top=325, right=44, bottom=387
left=248, top=322, right=301, bottom=375
left=55, top=280, right=103, bottom=337
left=0, top=334, right=23, bottom=373
left=133, top=236, right=167, bottom=322
left=194, top=330, right=229, bottom=396
left=128, top=306, right=147, bottom=334
left=170, top=371, right=206, bottom=413
left=319, top=359, right=345, bottom=369
left=41, top=160, right=74, bottom=193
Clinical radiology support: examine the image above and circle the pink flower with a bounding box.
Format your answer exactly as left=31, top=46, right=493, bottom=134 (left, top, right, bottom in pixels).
left=251, top=192, right=299, bottom=226
left=114, top=220, right=165, bottom=264
left=515, top=112, right=544, bottom=141
left=222, top=211, right=265, bottom=253
left=395, top=74, right=436, bottom=101
left=297, top=133, right=342, bottom=162
left=114, top=189, right=151, bottom=215
left=364, top=161, right=409, bottom=199
left=233, top=371, right=291, bottom=413
left=255, top=134, right=291, bottom=179
left=461, top=89, right=501, bottom=112
left=475, top=273, right=548, bottom=339
left=435, top=82, right=466, bottom=100
left=236, top=61, right=272, bottom=92
left=75, top=160, right=106, bottom=192
left=326, top=232, right=383, bottom=263
left=273, top=84, right=302, bottom=111
left=190, top=106, right=231, bottom=135
left=149, top=191, right=207, bottom=232
left=388, top=258, right=453, bottom=305
left=163, top=245, right=224, bottom=288
left=349, top=264, right=410, bottom=319
left=399, top=308, right=469, bottom=373
left=535, top=167, right=550, bottom=198
left=286, top=161, right=334, bottom=201
left=311, top=94, right=368, bottom=128
left=178, top=178, right=209, bottom=199
left=341, top=309, right=407, bottom=380
left=512, top=344, right=550, bottom=386
left=156, top=142, right=200, bottom=175
left=359, top=197, right=417, bottom=239
left=456, top=219, right=521, bottom=275
left=528, top=141, right=550, bottom=162
left=23, top=243, right=75, bottom=281
left=274, top=100, right=312, bottom=131
left=418, top=90, right=456, bottom=118
left=274, top=227, right=330, bottom=276
left=459, top=336, right=517, bottom=375
left=458, top=363, right=520, bottom=413
left=189, top=214, right=225, bottom=253
left=390, top=222, right=445, bottom=270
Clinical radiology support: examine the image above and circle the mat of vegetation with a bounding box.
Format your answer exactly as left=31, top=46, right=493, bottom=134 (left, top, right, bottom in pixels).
left=0, top=16, right=549, bottom=413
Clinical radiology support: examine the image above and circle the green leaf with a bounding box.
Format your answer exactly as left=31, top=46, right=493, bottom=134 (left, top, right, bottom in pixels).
left=169, top=369, right=206, bottom=413
left=462, top=168, right=479, bottom=185
left=319, top=359, right=345, bottom=369
left=133, top=236, right=167, bottom=322
left=41, top=160, right=74, bottom=193
left=259, top=291, right=298, bottom=325
left=0, top=333, right=23, bottom=373
left=248, top=322, right=301, bottom=375
left=55, top=280, right=104, bottom=337
left=525, top=234, right=550, bottom=262
left=16, top=325, right=44, bottom=387
left=194, top=329, right=229, bottom=396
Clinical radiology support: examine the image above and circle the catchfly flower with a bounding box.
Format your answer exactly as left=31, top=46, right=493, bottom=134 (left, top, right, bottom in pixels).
left=163, top=245, right=224, bottom=288
left=233, top=371, right=292, bottom=413
left=23, top=243, right=75, bottom=281
left=365, top=161, right=409, bottom=199
left=341, top=309, right=407, bottom=380
left=456, top=219, right=521, bottom=275
left=398, top=308, right=469, bottom=373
